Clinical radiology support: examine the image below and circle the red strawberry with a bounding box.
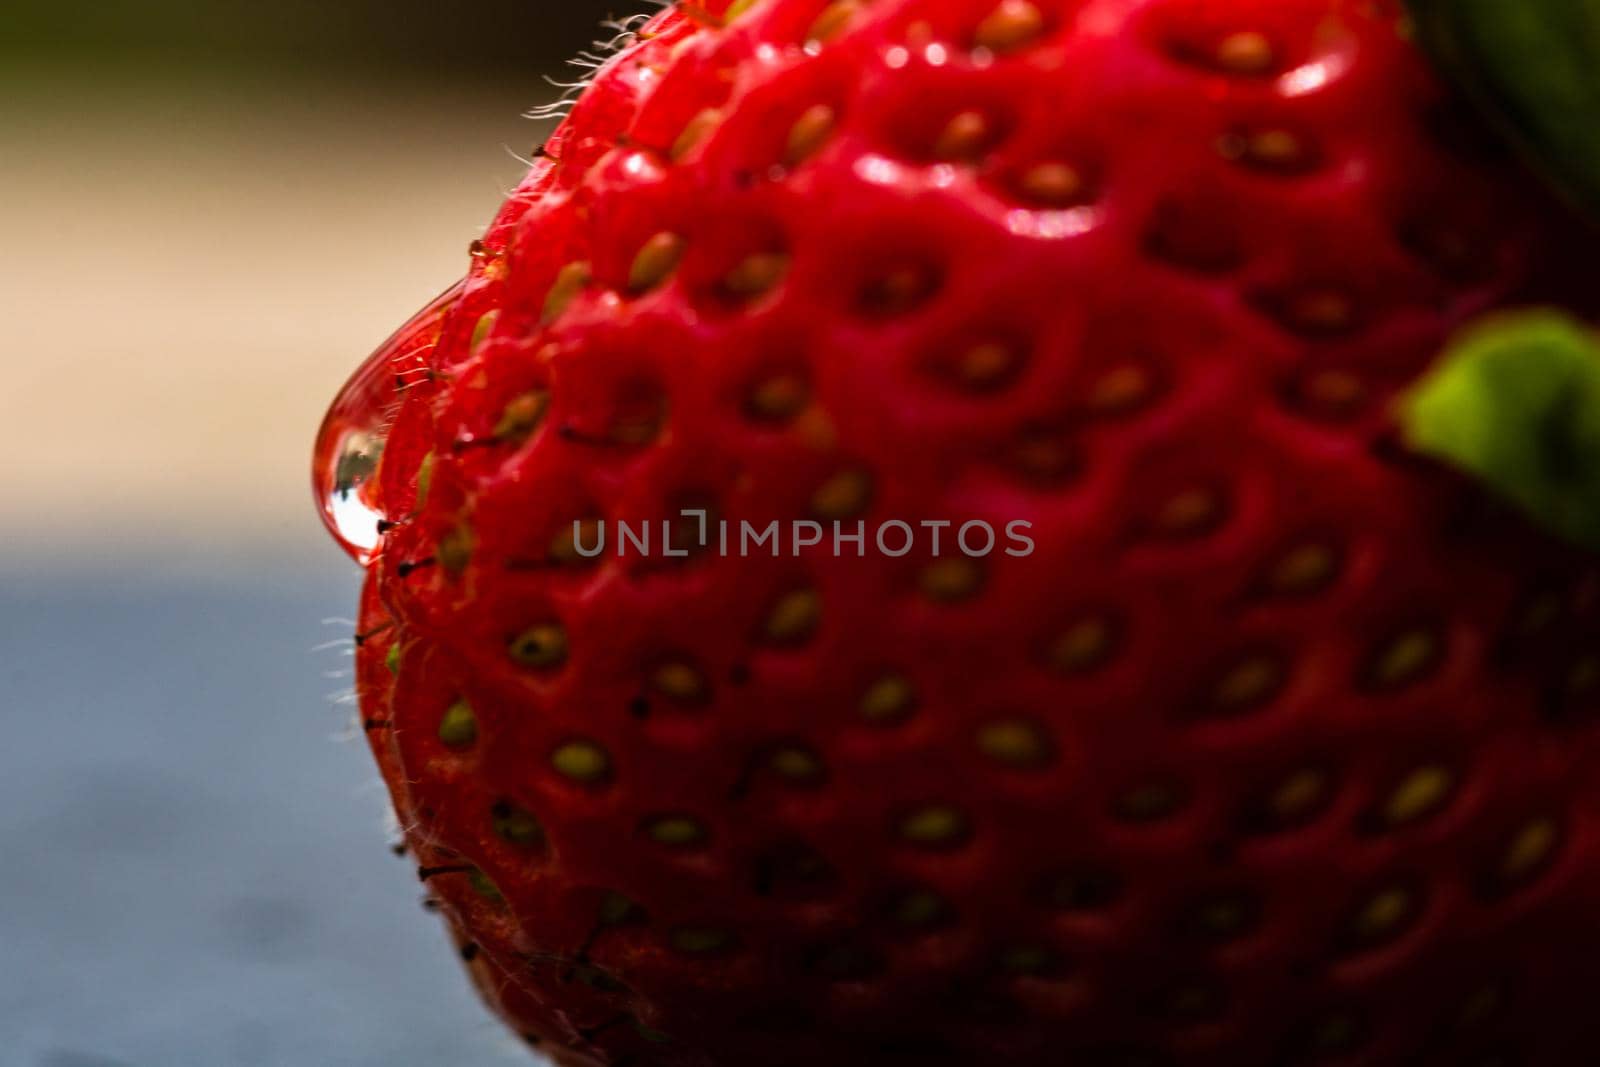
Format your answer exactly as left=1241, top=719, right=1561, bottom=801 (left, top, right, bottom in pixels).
left=319, top=1, right=1600, bottom=1064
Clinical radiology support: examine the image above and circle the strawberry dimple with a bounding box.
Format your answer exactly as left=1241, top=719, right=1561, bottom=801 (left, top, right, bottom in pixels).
left=343, top=1, right=1600, bottom=1064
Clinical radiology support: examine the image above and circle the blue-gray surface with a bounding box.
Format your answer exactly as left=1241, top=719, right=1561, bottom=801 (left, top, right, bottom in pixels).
left=0, top=557, right=537, bottom=1067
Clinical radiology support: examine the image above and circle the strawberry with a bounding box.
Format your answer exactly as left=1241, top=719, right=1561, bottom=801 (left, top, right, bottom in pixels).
left=322, top=1, right=1600, bottom=1064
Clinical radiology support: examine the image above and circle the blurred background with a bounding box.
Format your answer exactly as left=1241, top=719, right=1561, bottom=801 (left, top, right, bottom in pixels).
left=0, top=3, right=627, bottom=1063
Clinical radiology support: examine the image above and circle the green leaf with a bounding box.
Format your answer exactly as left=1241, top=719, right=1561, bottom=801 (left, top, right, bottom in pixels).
left=1407, top=0, right=1600, bottom=219
left=1403, top=310, right=1600, bottom=550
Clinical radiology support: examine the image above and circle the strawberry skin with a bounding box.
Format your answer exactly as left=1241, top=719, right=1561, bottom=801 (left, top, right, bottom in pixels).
left=341, top=1, right=1600, bottom=1064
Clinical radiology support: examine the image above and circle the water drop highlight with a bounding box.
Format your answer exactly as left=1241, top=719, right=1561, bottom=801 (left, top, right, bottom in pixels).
left=312, top=282, right=463, bottom=563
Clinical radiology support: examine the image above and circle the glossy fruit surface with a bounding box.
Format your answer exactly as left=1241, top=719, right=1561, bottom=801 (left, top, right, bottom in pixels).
left=329, top=1, right=1600, bottom=1063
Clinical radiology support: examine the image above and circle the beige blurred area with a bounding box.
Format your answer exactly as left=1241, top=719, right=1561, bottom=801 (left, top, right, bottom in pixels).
left=0, top=69, right=554, bottom=565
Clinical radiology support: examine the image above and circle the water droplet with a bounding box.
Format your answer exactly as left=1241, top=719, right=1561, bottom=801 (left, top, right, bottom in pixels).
left=313, top=282, right=463, bottom=563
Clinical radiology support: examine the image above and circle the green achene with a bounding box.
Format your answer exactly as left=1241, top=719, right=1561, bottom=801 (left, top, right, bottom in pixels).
left=1404, top=311, right=1600, bottom=550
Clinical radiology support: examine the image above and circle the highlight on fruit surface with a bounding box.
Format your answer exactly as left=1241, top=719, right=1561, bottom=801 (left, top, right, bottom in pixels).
left=314, top=1, right=1600, bottom=1064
